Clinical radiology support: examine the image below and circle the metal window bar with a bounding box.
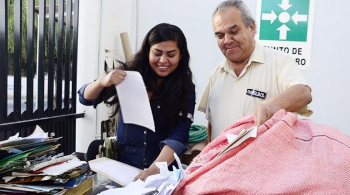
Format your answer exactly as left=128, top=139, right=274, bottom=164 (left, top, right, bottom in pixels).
left=13, top=0, right=22, bottom=122
left=48, top=0, right=56, bottom=117
left=64, top=0, right=71, bottom=114
left=0, top=0, right=8, bottom=142
left=26, top=0, right=35, bottom=119
left=56, top=0, right=64, bottom=113
left=0, top=0, right=83, bottom=155
left=0, top=0, right=8, bottom=124
left=37, top=0, right=46, bottom=118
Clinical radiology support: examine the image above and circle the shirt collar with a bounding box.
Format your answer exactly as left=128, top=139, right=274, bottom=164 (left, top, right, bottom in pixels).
left=247, top=42, right=265, bottom=65
left=220, top=42, right=265, bottom=76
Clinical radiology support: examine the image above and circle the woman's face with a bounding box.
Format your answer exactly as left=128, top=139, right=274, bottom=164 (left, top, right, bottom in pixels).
left=149, top=40, right=181, bottom=77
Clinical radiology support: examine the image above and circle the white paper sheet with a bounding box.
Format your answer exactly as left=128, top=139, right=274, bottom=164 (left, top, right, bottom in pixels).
left=226, top=134, right=238, bottom=144
left=41, top=157, right=86, bottom=176
left=173, top=152, right=187, bottom=179
left=228, top=126, right=257, bottom=148
left=98, top=187, right=156, bottom=195
left=92, top=154, right=184, bottom=194
left=101, top=153, right=185, bottom=195
left=27, top=126, right=49, bottom=138
left=218, top=126, right=258, bottom=156
left=143, top=162, right=172, bottom=189
left=144, top=153, right=184, bottom=195
left=89, top=157, right=141, bottom=186
left=0, top=126, right=48, bottom=147
left=116, top=71, right=155, bottom=132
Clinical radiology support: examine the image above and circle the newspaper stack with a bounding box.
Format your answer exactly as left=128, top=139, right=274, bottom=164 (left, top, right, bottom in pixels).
left=0, top=126, right=90, bottom=194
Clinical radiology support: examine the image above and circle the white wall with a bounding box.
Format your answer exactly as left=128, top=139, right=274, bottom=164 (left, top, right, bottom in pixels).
left=76, top=0, right=135, bottom=152
left=76, top=0, right=102, bottom=153
left=302, top=1, right=350, bottom=134
left=136, top=0, right=350, bottom=136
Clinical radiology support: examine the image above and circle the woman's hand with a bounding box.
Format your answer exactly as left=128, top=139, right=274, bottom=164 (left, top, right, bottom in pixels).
left=133, top=166, right=160, bottom=182
left=132, top=146, right=175, bottom=182
left=98, top=69, right=126, bottom=88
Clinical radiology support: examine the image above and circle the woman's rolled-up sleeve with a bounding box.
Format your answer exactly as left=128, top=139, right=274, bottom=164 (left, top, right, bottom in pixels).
left=159, top=87, right=196, bottom=156
left=77, top=83, right=105, bottom=108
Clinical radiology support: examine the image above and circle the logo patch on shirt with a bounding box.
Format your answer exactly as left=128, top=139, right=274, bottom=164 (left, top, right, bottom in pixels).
left=246, top=89, right=266, bottom=99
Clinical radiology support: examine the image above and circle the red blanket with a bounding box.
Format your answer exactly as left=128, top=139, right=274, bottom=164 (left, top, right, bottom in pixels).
left=174, top=110, right=350, bottom=194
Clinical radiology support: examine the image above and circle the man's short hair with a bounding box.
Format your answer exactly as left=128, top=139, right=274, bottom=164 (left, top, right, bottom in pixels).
left=213, top=0, right=255, bottom=28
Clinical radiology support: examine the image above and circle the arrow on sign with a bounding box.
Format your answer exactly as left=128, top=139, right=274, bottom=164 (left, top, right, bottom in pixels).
left=262, top=10, right=277, bottom=24
left=279, top=0, right=292, bottom=11
left=277, top=24, right=290, bottom=40
left=291, top=11, right=308, bottom=25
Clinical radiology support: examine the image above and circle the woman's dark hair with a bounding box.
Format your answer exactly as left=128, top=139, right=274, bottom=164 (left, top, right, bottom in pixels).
left=104, top=23, right=194, bottom=126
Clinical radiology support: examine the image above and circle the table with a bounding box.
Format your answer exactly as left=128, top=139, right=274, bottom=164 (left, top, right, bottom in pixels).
left=83, top=173, right=122, bottom=195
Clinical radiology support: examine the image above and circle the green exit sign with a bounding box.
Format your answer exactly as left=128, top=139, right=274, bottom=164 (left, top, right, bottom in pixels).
left=259, top=0, right=310, bottom=42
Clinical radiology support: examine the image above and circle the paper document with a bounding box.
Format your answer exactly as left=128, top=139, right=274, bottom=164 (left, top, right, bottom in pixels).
left=89, top=157, right=141, bottom=186
left=116, top=71, right=155, bottom=132
left=39, top=157, right=86, bottom=176
left=217, top=126, right=257, bottom=156
left=0, top=126, right=48, bottom=147
left=97, top=153, right=184, bottom=195
left=98, top=187, right=156, bottom=195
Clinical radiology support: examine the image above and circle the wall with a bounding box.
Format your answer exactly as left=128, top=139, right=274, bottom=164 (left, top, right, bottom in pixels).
left=136, top=0, right=350, bottom=135
left=76, top=0, right=102, bottom=153
left=302, top=1, right=350, bottom=134
left=76, top=0, right=135, bottom=152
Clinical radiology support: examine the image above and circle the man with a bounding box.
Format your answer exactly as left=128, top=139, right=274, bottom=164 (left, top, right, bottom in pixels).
left=198, top=0, right=312, bottom=140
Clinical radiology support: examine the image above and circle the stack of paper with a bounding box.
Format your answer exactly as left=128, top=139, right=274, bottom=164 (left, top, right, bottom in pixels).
left=0, top=126, right=91, bottom=194
left=91, top=153, right=186, bottom=195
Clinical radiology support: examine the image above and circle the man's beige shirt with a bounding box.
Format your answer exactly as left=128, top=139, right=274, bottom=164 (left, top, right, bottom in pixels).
left=198, top=42, right=312, bottom=139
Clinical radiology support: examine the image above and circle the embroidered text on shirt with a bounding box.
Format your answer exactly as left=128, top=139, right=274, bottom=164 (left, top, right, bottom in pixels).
left=246, top=89, right=266, bottom=99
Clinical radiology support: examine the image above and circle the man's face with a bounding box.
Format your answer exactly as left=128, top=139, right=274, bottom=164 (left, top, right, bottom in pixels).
left=213, top=7, right=256, bottom=64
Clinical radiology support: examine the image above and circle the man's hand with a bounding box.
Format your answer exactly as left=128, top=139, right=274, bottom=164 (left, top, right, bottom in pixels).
left=133, top=166, right=160, bottom=182
left=253, top=103, right=279, bottom=126
left=98, top=69, right=126, bottom=88
left=253, top=85, right=312, bottom=126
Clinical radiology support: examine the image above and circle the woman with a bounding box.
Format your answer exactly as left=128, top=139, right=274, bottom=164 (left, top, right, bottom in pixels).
left=78, top=23, right=195, bottom=181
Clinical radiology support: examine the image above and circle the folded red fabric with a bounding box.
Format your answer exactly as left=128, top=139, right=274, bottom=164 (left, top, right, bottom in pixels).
left=174, top=110, right=350, bottom=195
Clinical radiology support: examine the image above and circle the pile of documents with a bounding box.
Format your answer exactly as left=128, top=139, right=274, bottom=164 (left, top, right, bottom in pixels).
left=0, top=126, right=90, bottom=194
left=90, top=153, right=186, bottom=195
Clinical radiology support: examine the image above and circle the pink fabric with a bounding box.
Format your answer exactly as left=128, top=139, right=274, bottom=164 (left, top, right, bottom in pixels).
left=174, top=110, right=350, bottom=195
